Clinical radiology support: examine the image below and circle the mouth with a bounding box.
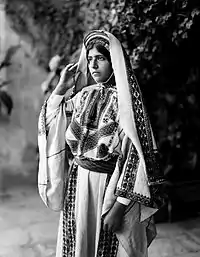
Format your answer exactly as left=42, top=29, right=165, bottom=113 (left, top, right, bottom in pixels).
left=92, top=71, right=100, bottom=76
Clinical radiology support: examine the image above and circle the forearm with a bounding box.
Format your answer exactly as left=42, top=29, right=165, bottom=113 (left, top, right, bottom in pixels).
left=46, top=85, right=75, bottom=126
left=45, top=94, right=64, bottom=126
left=53, top=63, right=77, bottom=95
left=112, top=200, right=127, bottom=214
left=53, top=78, right=74, bottom=96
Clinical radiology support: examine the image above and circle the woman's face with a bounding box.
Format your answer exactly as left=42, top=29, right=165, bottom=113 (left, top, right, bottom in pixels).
left=87, top=46, right=113, bottom=83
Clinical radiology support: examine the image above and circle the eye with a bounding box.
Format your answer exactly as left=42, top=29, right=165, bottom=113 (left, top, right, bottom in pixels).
left=87, top=57, right=92, bottom=63
left=97, top=55, right=105, bottom=61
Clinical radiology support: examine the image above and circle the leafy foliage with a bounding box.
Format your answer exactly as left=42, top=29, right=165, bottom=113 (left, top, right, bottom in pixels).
left=0, top=46, right=19, bottom=117
left=95, top=0, right=200, bottom=181
left=5, top=0, right=82, bottom=68
left=4, top=0, right=200, bottom=181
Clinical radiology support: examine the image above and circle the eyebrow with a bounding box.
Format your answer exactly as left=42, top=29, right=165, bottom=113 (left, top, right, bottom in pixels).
left=88, top=54, right=104, bottom=58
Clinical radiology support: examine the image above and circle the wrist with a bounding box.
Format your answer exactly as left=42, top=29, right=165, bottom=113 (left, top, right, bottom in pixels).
left=53, top=87, right=67, bottom=95
left=117, top=197, right=131, bottom=206
left=113, top=201, right=127, bottom=214
left=54, top=82, right=70, bottom=95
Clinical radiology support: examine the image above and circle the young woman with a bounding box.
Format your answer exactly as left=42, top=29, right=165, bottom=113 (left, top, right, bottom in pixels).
left=38, top=30, right=165, bottom=257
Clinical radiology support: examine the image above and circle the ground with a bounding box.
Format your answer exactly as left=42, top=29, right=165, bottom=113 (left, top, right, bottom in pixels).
left=0, top=187, right=59, bottom=257
left=0, top=186, right=200, bottom=257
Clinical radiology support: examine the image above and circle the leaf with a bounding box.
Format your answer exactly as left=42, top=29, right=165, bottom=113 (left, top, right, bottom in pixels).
left=0, top=80, right=11, bottom=88
left=0, top=91, right=13, bottom=115
left=186, top=20, right=193, bottom=29
left=191, top=8, right=200, bottom=18
left=0, top=45, right=21, bottom=69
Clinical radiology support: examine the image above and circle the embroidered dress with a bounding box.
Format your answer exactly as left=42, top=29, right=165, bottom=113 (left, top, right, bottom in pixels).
left=38, top=30, right=165, bottom=257
left=41, top=84, right=153, bottom=257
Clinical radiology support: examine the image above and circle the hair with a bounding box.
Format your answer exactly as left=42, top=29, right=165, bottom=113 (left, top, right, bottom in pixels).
left=86, top=39, right=111, bottom=64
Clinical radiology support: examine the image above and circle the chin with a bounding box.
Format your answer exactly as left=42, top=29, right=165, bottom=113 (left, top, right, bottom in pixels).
left=96, top=79, right=104, bottom=83
left=92, top=77, right=103, bottom=83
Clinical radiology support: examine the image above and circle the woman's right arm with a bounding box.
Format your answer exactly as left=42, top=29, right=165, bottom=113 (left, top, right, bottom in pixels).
left=46, top=87, right=75, bottom=127
left=38, top=63, right=78, bottom=211
left=53, top=63, right=78, bottom=95
left=45, top=63, right=78, bottom=126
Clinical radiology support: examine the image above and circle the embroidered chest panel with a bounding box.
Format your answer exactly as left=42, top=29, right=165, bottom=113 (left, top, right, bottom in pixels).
left=66, top=86, right=119, bottom=157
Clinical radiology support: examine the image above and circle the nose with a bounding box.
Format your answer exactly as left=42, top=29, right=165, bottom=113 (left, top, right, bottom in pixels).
left=90, top=58, right=98, bottom=69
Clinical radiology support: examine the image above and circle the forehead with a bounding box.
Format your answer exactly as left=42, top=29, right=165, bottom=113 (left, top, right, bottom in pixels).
left=88, top=46, right=103, bottom=57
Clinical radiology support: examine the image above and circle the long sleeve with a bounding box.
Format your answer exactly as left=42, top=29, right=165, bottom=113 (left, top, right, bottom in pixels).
left=115, top=128, right=166, bottom=214
left=115, top=129, right=132, bottom=205
left=117, top=196, right=131, bottom=205
left=38, top=87, right=77, bottom=211
left=46, top=87, right=75, bottom=129
left=113, top=126, right=166, bottom=224
left=115, top=130, right=141, bottom=201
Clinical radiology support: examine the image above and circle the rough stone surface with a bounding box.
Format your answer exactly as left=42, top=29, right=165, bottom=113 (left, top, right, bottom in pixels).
left=0, top=3, right=46, bottom=183
left=0, top=187, right=200, bottom=257
left=0, top=187, right=59, bottom=257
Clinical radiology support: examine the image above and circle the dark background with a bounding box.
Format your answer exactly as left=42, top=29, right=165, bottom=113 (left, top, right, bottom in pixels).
left=2, top=0, right=200, bottom=222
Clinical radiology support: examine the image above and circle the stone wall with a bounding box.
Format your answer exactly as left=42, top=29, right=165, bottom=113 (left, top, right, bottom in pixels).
left=0, top=3, right=46, bottom=189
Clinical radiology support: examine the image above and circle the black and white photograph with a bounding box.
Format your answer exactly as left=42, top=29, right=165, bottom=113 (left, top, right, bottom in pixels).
left=0, top=1, right=200, bottom=257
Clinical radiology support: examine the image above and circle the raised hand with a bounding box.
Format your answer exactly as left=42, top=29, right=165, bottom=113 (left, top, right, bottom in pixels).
left=54, top=63, right=78, bottom=95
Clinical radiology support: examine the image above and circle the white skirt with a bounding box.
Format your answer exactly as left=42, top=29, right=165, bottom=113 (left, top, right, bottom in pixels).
left=56, top=166, right=108, bottom=257
left=56, top=165, right=149, bottom=257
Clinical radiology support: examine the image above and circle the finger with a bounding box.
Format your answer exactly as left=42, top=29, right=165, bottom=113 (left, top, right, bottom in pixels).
left=60, top=64, right=73, bottom=76
left=103, top=222, right=108, bottom=231
left=108, top=226, right=113, bottom=234
left=68, top=62, right=78, bottom=71
left=103, top=222, right=111, bottom=232
left=104, top=223, right=113, bottom=233
left=60, top=63, right=76, bottom=77
left=65, top=63, right=77, bottom=70
left=62, top=63, right=74, bottom=72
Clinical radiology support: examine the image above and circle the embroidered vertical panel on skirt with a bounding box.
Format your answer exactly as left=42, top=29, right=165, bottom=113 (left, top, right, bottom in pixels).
left=63, top=164, right=78, bottom=257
